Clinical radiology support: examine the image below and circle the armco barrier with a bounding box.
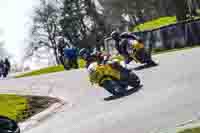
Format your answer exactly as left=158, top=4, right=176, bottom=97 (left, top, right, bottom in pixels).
left=104, top=19, right=200, bottom=55
left=133, top=19, right=200, bottom=52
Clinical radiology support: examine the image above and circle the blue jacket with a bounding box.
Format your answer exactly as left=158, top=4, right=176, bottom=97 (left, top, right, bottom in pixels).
left=64, top=48, right=78, bottom=59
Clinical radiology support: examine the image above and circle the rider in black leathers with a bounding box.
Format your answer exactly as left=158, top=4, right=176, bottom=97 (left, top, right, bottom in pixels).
left=111, top=31, right=157, bottom=66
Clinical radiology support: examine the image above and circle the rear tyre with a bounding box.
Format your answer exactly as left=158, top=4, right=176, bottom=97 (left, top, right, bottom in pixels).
left=128, top=71, right=141, bottom=88
left=102, top=80, right=126, bottom=96
left=146, top=60, right=158, bottom=66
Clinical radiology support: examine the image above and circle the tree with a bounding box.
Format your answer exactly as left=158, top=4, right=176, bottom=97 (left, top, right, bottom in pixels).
left=174, top=0, right=188, bottom=21
left=26, top=0, right=110, bottom=66
left=60, top=0, right=92, bottom=47
left=60, top=0, right=108, bottom=49
left=27, top=0, right=65, bottom=64
left=171, top=0, right=198, bottom=21
left=97, top=0, right=199, bottom=24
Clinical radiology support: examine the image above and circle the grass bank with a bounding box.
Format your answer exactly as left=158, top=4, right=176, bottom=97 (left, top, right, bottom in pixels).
left=132, top=16, right=200, bottom=32
left=15, top=58, right=86, bottom=78
left=131, top=16, right=177, bottom=32
left=178, top=127, right=200, bottom=133
left=0, top=94, right=28, bottom=122
left=0, top=94, right=60, bottom=122
left=15, top=65, right=65, bottom=78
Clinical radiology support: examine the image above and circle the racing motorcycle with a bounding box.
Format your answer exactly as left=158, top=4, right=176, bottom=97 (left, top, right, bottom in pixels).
left=125, top=39, right=157, bottom=65
left=88, top=59, right=141, bottom=96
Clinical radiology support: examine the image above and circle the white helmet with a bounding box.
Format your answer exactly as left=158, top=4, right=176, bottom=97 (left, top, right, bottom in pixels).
left=87, top=62, right=98, bottom=73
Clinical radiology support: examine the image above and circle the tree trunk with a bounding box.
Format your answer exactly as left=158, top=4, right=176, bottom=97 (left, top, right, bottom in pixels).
left=53, top=48, right=61, bottom=65
left=174, top=0, right=188, bottom=21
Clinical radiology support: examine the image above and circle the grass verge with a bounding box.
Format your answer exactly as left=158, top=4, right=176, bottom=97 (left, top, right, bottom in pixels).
left=178, top=127, right=200, bottom=133
left=131, top=16, right=200, bottom=32
left=15, top=58, right=86, bottom=78
left=0, top=94, right=28, bottom=122
left=131, top=16, right=177, bottom=32
left=0, top=94, right=60, bottom=122
left=15, top=65, right=65, bottom=78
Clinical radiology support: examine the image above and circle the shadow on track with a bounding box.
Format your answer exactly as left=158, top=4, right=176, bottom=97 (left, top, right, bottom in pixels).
left=103, top=85, right=143, bottom=101
left=133, top=63, right=159, bottom=71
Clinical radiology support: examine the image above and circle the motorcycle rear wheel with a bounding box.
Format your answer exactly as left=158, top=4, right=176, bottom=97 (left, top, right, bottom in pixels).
left=102, top=80, right=127, bottom=96
left=128, top=71, right=141, bottom=88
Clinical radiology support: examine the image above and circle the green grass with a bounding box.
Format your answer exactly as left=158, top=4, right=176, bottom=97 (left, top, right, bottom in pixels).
left=0, top=94, right=28, bottom=122
left=131, top=16, right=177, bottom=32
left=15, top=58, right=86, bottom=78
left=178, top=127, right=200, bottom=133
left=15, top=65, right=65, bottom=78
left=131, top=15, right=200, bottom=32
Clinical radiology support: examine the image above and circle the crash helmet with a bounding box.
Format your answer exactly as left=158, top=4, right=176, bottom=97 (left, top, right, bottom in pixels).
left=120, top=32, right=129, bottom=38
left=87, top=62, right=98, bottom=73
left=110, top=30, right=120, bottom=41
left=79, top=48, right=90, bottom=60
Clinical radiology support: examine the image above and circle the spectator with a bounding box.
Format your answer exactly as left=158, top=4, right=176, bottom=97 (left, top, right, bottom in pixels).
left=63, top=46, right=79, bottom=70
left=4, top=58, right=11, bottom=77
left=58, top=38, right=67, bottom=65
left=0, top=60, right=4, bottom=78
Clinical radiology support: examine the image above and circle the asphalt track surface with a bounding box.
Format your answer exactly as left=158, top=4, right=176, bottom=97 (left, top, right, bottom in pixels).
left=1, top=48, right=200, bottom=133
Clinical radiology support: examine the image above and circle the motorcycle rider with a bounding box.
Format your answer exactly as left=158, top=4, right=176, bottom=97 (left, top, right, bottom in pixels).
left=79, top=48, right=140, bottom=90
left=79, top=48, right=95, bottom=68
left=80, top=48, right=110, bottom=67
left=63, top=46, right=79, bottom=69
left=110, top=31, right=157, bottom=66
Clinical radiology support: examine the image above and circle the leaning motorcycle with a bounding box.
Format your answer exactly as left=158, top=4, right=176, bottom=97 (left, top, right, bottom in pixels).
left=88, top=60, right=141, bottom=96
left=125, top=40, right=156, bottom=65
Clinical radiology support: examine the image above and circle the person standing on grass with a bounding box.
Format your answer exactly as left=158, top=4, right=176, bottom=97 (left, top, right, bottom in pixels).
left=4, top=58, right=11, bottom=77
left=63, top=46, right=79, bottom=69
left=58, top=38, right=67, bottom=65
left=0, top=60, right=4, bottom=78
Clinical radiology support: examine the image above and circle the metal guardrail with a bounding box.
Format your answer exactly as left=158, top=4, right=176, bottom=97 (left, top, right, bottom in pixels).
left=104, top=18, right=200, bottom=54
left=133, top=18, right=200, bottom=50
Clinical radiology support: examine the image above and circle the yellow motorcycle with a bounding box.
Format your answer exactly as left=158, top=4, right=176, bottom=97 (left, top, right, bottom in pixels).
left=124, top=39, right=157, bottom=65
left=88, top=60, right=141, bottom=96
